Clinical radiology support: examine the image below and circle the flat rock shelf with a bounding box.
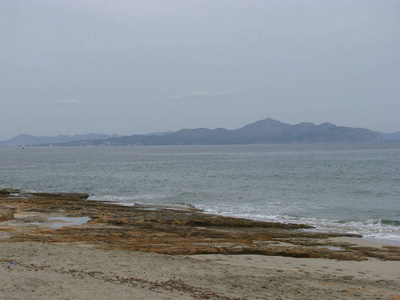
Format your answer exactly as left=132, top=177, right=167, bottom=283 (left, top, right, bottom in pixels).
left=1, top=189, right=399, bottom=261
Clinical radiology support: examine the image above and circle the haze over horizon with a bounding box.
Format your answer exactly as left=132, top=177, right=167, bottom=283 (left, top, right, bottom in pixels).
left=1, top=117, right=398, bottom=143
left=1, top=0, right=399, bottom=140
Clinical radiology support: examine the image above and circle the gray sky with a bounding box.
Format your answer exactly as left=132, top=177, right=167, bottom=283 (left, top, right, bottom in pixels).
left=1, top=0, right=399, bottom=140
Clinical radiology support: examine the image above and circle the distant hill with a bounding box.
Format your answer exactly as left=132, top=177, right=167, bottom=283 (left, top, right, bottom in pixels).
left=0, top=133, right=119, bottom=146
left=59, top=118, right=384, bottom=146
left=381, top=131, right=400, bottom=143
left=144, top=131, right=173, bottom=136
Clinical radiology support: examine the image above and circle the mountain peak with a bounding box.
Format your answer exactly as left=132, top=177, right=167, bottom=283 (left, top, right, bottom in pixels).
left=318, top=122, right=337, bottom=129
left=238, top=118, right=287, bottom=130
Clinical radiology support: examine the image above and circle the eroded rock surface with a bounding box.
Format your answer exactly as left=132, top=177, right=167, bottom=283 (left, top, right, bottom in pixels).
left=0, top=189, right=399, bottom=261
left=0, top=206, right=14, bottom=222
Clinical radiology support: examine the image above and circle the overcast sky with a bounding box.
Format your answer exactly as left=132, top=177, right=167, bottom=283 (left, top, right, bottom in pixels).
left=1, top=0, right=399, bottom=140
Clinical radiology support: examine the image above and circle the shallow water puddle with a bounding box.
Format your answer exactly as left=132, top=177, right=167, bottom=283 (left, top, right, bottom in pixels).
left=317, top=246, right=345, bottom=251
left=50, top=216, right=91, bottom=229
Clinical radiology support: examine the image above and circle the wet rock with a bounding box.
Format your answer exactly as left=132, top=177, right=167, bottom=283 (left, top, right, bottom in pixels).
left=27, top=192, right=90, bottom=200
left=133, top=202, right=199, bottom=211
left=0, top=188, right=21, bottom=195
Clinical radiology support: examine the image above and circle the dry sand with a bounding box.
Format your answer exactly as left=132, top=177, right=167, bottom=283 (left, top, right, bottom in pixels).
left=1, top=239, right=399, bottom=300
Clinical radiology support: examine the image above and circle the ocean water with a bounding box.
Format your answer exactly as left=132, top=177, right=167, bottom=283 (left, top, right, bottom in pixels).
left=1, top=144, right=399, bottom=243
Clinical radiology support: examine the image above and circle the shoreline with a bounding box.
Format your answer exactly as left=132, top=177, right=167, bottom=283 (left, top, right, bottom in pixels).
left=88, top=191, right=400, bottom=247
left=1, top=189, right=400, bottom=299
left=199, top=209, right=400, bottom=247
left=91, top=195, right=400, bottom=247
left=1, top=189, right=399, bottom=259
left=329, top=236, right=400, bottom=249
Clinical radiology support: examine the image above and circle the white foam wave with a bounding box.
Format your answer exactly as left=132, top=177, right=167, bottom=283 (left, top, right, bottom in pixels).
left=197, top=205, right=400, bottom=244
left=88, top=194, right=167, bottom=206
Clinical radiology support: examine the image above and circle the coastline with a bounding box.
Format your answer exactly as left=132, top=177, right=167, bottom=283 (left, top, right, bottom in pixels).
left=1, top=190, right=399, bottom=299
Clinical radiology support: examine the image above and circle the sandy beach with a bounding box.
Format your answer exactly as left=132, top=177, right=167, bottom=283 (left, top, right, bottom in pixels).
left=1, top=190, right=399, bottom=299
left=1, top=240, right=399, bottom=300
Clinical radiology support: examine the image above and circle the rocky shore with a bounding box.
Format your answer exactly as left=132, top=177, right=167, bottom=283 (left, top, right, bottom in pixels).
left=1, top=189, right=400, bottom=299
left=1, top=189, right=399, bottom=261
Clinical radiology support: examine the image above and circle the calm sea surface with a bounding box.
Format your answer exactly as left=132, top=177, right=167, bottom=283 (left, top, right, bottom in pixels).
left=1, top=144, right=399, bottom=243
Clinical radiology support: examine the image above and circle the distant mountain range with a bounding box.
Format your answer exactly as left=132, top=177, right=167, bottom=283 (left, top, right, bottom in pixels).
left=0, top=133, right=119, bottom=146
left=1, top=118, right=398, bottom=147
left=56, top=118, right=391, bottom=146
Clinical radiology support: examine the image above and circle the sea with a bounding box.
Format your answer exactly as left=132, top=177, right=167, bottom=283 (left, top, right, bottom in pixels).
left=1, top=144, right=399, bottom=244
